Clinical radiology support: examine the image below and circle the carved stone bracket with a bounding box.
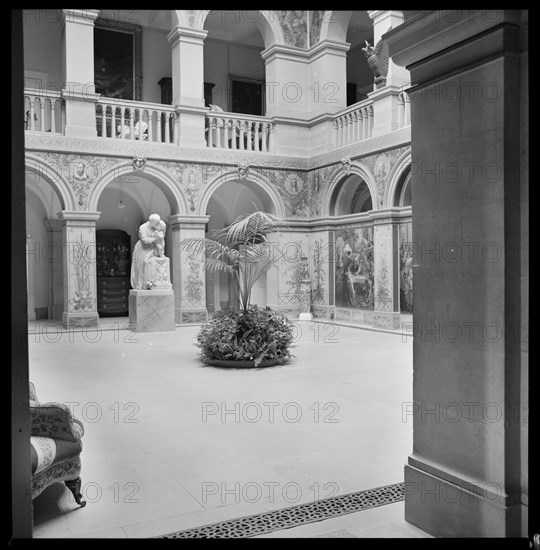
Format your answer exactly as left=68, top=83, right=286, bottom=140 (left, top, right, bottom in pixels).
left=341, top=156, right=352, bottom=175
left=133, top=155, right=147, bottom=171
left=237, top=162, right=250, bottom=179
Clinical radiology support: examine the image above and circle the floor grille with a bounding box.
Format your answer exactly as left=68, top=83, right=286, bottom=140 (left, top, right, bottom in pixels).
left=157, top=482, right=404, bottom=539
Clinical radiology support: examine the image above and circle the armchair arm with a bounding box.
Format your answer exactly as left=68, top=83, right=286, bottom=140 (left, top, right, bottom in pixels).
left=29, top=401, right=84, bottom=442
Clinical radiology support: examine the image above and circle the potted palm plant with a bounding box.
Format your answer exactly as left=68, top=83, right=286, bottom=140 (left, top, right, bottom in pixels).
left=180, top=211, right=296, bottom=368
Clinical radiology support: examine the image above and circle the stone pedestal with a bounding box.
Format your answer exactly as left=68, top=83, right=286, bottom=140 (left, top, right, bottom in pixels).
left=144, top=256, right=173, bottom=290
left=129, top=290, right=175, bottom=333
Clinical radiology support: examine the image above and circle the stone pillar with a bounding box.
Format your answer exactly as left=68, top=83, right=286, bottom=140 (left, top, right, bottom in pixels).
left=307, top=40, right=350, bottom=155
left=167, top=26, right=208, bottom=148
left=168, top=215, right=209, bottom=324
left=44, top=219, right=64, bottom=321
left=61, top=9, right=100, bottom=139
left=372, top=211, right=400, bottom=329
left=386, top=10, right=527, bottom=537
left=261, top=45, right=312, bottom=156
left=367, top=11, right=410, bottom=136
left=59, top=211, right=100, bottom=328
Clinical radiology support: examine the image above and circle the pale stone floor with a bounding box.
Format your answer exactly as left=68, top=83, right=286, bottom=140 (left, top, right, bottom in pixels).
left=28, top=317, right=430, bottom=539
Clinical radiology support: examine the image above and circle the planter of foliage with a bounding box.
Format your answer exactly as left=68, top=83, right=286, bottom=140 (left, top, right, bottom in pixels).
left=196, top=306, right=295, bottom=367
left=180, top=211, right=295, bottom=368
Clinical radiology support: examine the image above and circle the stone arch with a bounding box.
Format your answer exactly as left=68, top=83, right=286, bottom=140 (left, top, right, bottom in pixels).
left=199, top=10, right=284, bottom=48
left=385, top=149, right=412, bottom=208
left=321, top=162, right=377, bottom=217
left=319, top=10, right=354, bottom=43
left=170, top=10, right=192, bottom=28
left=87, top=162, right=188, bottom=215
left=25, top=154, right=73, bottom=211
left=198, top=169, right=286, bottom=219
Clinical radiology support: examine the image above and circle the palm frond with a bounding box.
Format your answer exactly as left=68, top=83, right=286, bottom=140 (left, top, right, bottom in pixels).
left=180, top=237, right=239, bottom=263
left=225, top=211, right=288, bottom=246
left=204, top=257, right=234, bottom=275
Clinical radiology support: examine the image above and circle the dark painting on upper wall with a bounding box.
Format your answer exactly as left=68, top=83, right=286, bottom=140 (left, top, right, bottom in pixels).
left=94, top=19, right=142, bottom=101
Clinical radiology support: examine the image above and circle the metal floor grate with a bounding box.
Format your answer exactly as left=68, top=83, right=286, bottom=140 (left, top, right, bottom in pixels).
left=157, top=482, right=404, bottom=539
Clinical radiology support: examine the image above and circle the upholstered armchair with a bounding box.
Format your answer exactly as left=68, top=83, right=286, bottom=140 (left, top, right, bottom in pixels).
left=29, top=382, right=86, bottom=508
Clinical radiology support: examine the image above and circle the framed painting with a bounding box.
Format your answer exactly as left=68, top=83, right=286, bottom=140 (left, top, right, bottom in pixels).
left=94, top=18, right=142, bottom=100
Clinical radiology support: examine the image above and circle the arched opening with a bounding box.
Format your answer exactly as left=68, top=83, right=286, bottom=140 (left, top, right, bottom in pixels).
left=95, top=173, right=173, bottom=317
left=25, top=169, right=64, bottom=322
left=203, top=11, right=267, bottom=115
left=393, top=165, right=412, bottom=207
left=205, top=179, right=276, bottom=313
left=345, top=11, right=374, bottom=105
left=394, top=165, right=413, bottom=313
left=330, top=174, right=374, bottom=216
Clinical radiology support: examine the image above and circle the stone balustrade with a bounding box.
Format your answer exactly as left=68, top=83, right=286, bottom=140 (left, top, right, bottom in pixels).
left=205, top=111, right=274, bottom=153
left=24, top=88, right=64, bottom=134
left=333, top=99, right=374, bottom=148
left=96, top=98, right=177, bottom=144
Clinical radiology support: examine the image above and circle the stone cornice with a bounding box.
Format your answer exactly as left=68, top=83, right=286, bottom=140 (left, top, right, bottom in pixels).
left=58, top=211, right=101, bottom=223
left=280, top=207, right=412, bottom=230
left=385, top=10, right=522, bottom=72
left=308, top=127, right=411, bottom=170
left=24, top=128, right=410, bottom=175
left=62, top=90, right=100, bottom=102
left=61, top=9, right=100, bottom=27
left=307, top=39, right=350, bottom=61
left=175, top=104, right=211, bottom=115
left=24, top=134, right=310, bottom=171
left=168, top=214, right=209, bottom=230
left=167, top=25, right=208, bottom=47
left=261, top=43, right=310, bottom=63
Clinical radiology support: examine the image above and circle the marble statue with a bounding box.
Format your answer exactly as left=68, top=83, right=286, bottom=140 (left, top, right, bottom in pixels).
left=130, top=214, right=171, bottom=290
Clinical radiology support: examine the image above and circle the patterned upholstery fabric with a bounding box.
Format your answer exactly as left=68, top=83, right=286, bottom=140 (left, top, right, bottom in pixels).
left=31, top=437, right=83, bottom=474
left=32, top=458, right=81, bottom=500
left=29, top=382, right=85, bottom=501
left=29, top=402, right=84, bottom=442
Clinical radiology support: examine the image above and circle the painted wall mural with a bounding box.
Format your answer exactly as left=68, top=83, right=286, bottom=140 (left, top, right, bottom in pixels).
left=310, top=238, right=327, bottom=305
left=309, top=11, right=325, bottom=47
left=276, top=11, right=308, bottom=48
left=363, top=146, right=409, bottom=208
left=183, top=251, right=204, bottom=309
left=399, top=222, right=413, bottom=313
left=259, top=167, right=310, bottom=218
left=334, top=226, right=374, bottom=309
left=276, top=234, right=309, bottom=306
left=68, top=231, right=96, bottom=312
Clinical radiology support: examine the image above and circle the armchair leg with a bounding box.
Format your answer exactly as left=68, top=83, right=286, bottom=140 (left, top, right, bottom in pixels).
left=65, top=477, right=86, bottom=508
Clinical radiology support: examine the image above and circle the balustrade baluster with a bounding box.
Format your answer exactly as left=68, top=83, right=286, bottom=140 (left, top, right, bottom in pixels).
left=50, top=100, right=56, bottom=133
left=246, top=121, right=253, bottom=151
left=148, top=111, right=153, bottom=142
left=261, top=123, right=267, bottom=152
left=231, top=120, right=237, bottom=150
left=111, top=107, right=116, bottom=139
left=216, top=117, right=222, bottom=148
left=165, top=112, right=170, bottom=143
left=29, top=100, right=36, bottom=132
left=268, top=123, right=274, bottom=153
